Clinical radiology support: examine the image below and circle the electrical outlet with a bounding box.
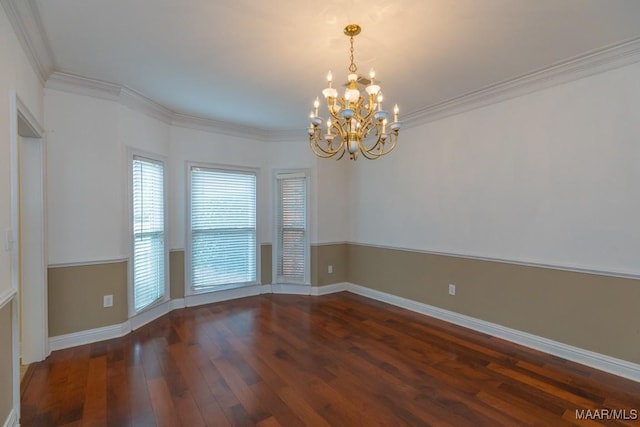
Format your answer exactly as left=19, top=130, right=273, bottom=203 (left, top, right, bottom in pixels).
left=328, top=265, right=333, bottom=274
left=448, top=284, right=456, bottom=296
left=103, top=295, right=113, bottom=308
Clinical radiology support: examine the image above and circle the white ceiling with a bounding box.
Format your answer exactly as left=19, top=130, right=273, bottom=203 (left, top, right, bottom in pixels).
left=26, top=0, right=640, bottom=131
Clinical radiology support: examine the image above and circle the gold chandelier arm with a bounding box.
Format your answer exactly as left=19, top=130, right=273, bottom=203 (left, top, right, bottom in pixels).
left=350, top=96, right=380, bottom=130
left=309, top=139, right=345, bottom=158
left=311, top=146, right=345, bottom=159
left=325, top=98, right=342, bottom=121
left=358, top=131, right=399, bottom=159
left=363, top=94, right=377, bottom=120
left=332, top=120, right=348, bottom=140
left=309, top=130, right=346, bottom=158
left=355, top=119, right=378, bottom=148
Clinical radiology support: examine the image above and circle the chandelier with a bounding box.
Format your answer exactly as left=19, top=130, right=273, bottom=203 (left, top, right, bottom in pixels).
left=308, top=24, right=400, bottom=160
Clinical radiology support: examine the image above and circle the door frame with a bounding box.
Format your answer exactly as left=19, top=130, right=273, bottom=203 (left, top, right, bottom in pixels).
left=9, top=90, right=47, bottom=420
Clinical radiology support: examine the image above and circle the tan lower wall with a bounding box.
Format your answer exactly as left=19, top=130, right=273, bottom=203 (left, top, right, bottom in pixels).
left=261, top=244, right=272, bottom=285
left=170, top=251, right=185, bottom=299
left=48, top=261, right=128, bottom=336
left=49, top=243, right=639, bottom=367
left=347, top=243, right=640, bottom=364
left=264, top=243, right=347, bottom=286
left=311, top=243, right=348, bottom=286
left=0, top=302, right=12, bottom=424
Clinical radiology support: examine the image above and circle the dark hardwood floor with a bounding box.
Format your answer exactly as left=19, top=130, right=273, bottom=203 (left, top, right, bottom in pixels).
left=21, top=292, right=640, bottom=426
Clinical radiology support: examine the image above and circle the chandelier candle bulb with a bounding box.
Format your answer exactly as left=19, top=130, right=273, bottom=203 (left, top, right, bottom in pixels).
left=394, top=104, right=399, bottom=122
left=308, top=24, right=400, bottom=160
left=348, top=139, right=358, bottom=154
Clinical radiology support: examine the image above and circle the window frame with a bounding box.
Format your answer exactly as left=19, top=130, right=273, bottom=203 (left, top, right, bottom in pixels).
left=272, top=169, right=310, bottom=285
left=128, top=149, right=169, bottom=317
left=186, top=162, right=260, bottom=295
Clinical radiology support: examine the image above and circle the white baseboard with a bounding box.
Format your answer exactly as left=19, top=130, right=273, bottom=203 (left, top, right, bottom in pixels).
left=49, top=320, right=130, bottom=351
left=46, top=283, right=345, bottom=351
left=347, top=283, right=640, bottom=382
left=170, top=298, right=185, bottom=310
left=3, top=409, right=17, bottom=427
left=130, top=301, right=172, bottom=330
left=311, top=282, right=349, bottom=295
left=44, top=281, right=640, bottom=382
left=260, top=284, right=273, bottom=294
left=271, top=283, right=349, bottom=296
left=272, top=284, right=312, bottom=295
left=50, top=299, right=189, bottom=350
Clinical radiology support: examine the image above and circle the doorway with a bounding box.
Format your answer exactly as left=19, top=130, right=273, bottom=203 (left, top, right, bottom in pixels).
left=18, top=132, right=47, bottom=364
left=9, top=92, right=47, bottom=421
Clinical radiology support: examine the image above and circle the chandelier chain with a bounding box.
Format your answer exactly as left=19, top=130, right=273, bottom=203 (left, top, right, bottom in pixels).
left=349, top=36, right=357, bottom=73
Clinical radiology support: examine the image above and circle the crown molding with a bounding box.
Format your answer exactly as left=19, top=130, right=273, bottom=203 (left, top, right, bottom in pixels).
left=170, top=115, right=302, bottom=142
left=46, top=71, right=170, bottom=125
left=45, top=71, right=293, bottom=141
left=120, top=86, right=173, bottom=124
left=1, top=0, right=55, bottom=84
left=47, top=71, right=175, bottom=126
left=171, top=113, right=268, bottom=140
left=46, top=71, right=122, bottom=100
left=171, top=114, right=302, bottom=142
left=404, top=36, right=640, bottom=128
left=41, top=36, right=640, bottom=142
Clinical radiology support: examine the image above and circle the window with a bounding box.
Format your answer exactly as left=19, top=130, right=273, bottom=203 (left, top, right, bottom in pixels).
left=275, top=171, right=309, bottom=284
left=132, top=155, right=166, bottom=313
left=189, top=166, right=257, bottom=291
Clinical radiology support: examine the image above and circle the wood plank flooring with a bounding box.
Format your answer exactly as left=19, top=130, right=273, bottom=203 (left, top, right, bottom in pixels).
left=21, top=292, right=640, bottom=426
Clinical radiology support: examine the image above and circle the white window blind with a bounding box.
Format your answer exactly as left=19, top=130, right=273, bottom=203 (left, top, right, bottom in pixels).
left=190, top=167, right=257, bottom=290
left=276, top=172, right=308, bottom=283
left=132, top=156, right=166, bottom=313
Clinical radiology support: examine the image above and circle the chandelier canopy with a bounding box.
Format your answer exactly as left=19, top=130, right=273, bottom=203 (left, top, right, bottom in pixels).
left=308, top=24, right=400, bottom=160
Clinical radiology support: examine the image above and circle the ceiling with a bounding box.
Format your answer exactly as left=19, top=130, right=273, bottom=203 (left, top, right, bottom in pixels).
left=21, top=0, right=640, bottom=132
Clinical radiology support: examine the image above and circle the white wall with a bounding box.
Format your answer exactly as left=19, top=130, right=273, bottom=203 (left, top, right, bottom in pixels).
left=0, top=6, right=44, bottom=292
left=46, top=91, right=121, bottom=264
left=168, top=125, right=269, bottom=250
left=266, top=140, right=351, bottom=246
left=350, top=61, right=640, bottom=276
left=45, top=89, right=170, bottom=265
left=316, top=155, right=350, bottom=244
left=45, top=86, right=353, bottom=283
